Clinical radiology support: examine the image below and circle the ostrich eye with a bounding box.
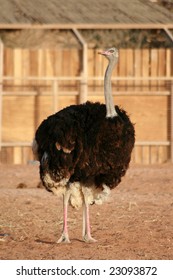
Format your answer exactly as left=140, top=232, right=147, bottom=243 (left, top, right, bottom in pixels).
left=109, top=50, right=114, bottom=53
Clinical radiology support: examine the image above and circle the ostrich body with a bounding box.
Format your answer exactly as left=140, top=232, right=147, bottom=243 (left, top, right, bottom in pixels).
left=32, top=47, right=135, bottom=243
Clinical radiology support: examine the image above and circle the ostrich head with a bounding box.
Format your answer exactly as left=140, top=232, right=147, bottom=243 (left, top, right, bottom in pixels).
left=98, top=47, right=119, bottom=61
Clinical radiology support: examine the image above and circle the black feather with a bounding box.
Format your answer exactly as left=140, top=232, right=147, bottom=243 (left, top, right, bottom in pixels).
left=35, top=101, right=135, bottom=191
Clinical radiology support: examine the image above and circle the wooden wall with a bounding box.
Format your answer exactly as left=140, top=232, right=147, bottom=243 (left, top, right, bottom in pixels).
left=0, top=47, right=173, bottom=164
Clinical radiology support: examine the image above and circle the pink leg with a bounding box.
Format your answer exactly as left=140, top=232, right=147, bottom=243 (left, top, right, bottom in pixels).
left=82, top=201, right=97, bottom=242
left=57, top=191, right=71, bottom=243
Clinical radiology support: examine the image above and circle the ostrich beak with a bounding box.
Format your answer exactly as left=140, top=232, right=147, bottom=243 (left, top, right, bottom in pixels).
left=98, top=50, right=109, bottom=56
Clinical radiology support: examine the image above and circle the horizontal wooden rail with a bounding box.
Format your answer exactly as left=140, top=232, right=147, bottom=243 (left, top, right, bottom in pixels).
left=2, top=91, right=79, bottom=96
left=0, top=23, right=173, bottom=30
left=135, top=141, right=170, bottom=146
left=2, top=90, right=171, bottom=97
left=90, top=91, right=171, bottom=96
left=1, top=142, right=32, bottom=147
left=89, top=77, right=173, bottom=81
left=2, top=76, right=83, bottom=81
left=0, top=141, right=170, bottom=147
left=1, top=76, right=173, bottom=81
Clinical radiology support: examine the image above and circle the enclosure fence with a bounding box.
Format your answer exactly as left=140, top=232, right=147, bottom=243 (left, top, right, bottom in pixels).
left=0, top=75, right=173, bottom=164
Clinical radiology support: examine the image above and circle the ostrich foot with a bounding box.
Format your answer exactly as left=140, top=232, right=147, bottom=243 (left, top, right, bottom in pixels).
left=57, top=233, right=71, bottom=243
left=83, top=234, right=97, bottom=243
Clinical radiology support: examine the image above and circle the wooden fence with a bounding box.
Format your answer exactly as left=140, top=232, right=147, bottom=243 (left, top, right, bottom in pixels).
left=0, top=47, right=173, bottom=164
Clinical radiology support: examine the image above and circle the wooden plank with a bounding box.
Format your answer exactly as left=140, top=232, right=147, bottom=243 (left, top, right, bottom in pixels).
left=79, top=75, right=88, bottom=104
left=3, top=75, right=173, bottom=82
left=13, top=49, right=22, bottom=87
left=1, top=23, right=173, bottom=30
left=35, top=95, right=52, bottom=123
left=54, top=49, right=62, bottom=77
left=22, top=49, right=30, bottom=81
left=0, top=40, right=3, bottom=151
left=71, top=49, right=79, bottom=87
left=134, top=49, right=142, bottom=91
left=130, top=149, right=135, bottom=164
left=166, top=49, right=171, bottom=78
left=1, top=140, right=170, bottom=147
left=13, top=147, right=22, bottom=164
left=61, top=49, right=70, bottom=90
left=5, top=49, right=13, bottom=88
left=1, top=89, right=166, bottom=98
left=171, top=83, right=173, bottom=163
left=88, top=48, right=94, bottom=90
left=68, top=49, right=74, bottom=87
left=158, top=146, right=168, bottom=163
left=42, top=49, right=47, bottom=85
left=158, top=49, right=166, bottom=90
left=170, top=49, right=173, bottom=78
left=134, top=146, right=143, bottom=164
left=2, top=95, right=35, bottom=142
left=3, top=48, right=14, bottom=87
left=22, top=147, right=34, bottom=164
left=150, top=49, right=158, bottom=91
left=63, top=49, right=70, bottom=76
left=142, top=49, right=150, bottom=91
left=54, top=49, right=62, bottom=106
left=2, top=90, right=79, bottom=96
left=1, top=142, right=32, bottom=147
left=135, top=141, right=170, bottom=146
left=52, top=80, right=58, bottom=113
left=126, top=49, right=134, bottom=91
left=38, top=49, right=44, bottom=86
left=150, top=146, right=159, bottom=164
left=45, top=49, right=54, bottom=87
left=88, top=91, right=170, bottom=96
left=119, top=49, right=126, bottom=91
left=93, top=49, right=98, bottom=91
left=95, top=48, right=103, bottom=88
left=28, top=49, right=35, bottom=87
left=142, top=146, right=150, bottom=164
left=59, top=96, right=77, bottom=111
left=0, top=147, right=13, bottom=163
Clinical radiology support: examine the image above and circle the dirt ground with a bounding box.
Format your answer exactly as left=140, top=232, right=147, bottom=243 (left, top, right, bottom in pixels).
left=0, top=163, right=172, bottom=260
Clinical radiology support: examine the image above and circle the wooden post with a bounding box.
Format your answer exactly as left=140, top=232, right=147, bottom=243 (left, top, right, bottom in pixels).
left=79, top=43, right=88, bottom=104
left=52, top=80, right=58, bottom=113
left=164, top=28, right=173, bottom=44
left=0, top=40, right=3, bottom=152
left=72, top=29, right=88, bottom=104
left=170, top=82, right=173, bottom=163
left=79, top=72, right=88, bottom=104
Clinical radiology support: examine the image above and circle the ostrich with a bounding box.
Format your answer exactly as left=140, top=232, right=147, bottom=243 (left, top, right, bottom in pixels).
left=32, top=47, right=135, bottom=243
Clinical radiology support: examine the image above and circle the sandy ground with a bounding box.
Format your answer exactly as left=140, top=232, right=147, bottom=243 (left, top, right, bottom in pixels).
left=0, top=163, right=172, bottom=260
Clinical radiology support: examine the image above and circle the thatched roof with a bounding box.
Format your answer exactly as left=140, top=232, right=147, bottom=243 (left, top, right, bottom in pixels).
left=0, top=0, right=173, bottom=28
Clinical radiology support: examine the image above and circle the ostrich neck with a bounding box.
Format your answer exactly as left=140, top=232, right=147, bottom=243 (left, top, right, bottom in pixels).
left=104, top=59, right=118, bottom=118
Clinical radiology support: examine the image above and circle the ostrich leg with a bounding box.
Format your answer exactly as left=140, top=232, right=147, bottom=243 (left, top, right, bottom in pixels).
left=82, top=199, right=97, bottom=242
left=57, top=190, right=71, bottom=243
